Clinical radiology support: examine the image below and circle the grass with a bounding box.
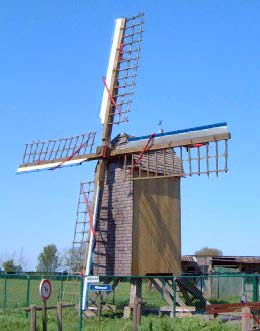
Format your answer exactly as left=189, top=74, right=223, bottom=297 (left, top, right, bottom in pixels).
left=0, top=276, right=80, bottom=308
left=0, top=277, right=171, bottom=310
left=0, top=310, right=241, bottom=331
left=209, top=297, right=241, bottom=304
left=0, top=276, right=245, bottom=330
left=105, top=280, right=167, bottom=308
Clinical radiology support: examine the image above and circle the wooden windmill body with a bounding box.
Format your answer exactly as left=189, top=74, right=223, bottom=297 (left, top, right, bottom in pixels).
left=93, top=135, right=182, bottom=276
left=17, top=13, right=231, bottom=308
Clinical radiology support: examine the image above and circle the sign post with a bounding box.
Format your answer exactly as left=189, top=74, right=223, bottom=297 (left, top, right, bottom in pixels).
left=82, top=276, right=100, bottom=311
left=89, top=283, right=112, bottom=321
left=39, top=279, right=52, bottom=331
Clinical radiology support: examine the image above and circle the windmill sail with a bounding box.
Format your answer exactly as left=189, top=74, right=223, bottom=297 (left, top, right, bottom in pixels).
left=69, top=181, right=94, bottom=274
left=17, top=131, right=96, bottom=173
left=116, top=122, right=231, bottom=179
left=100, top=13, right=144, bottom=136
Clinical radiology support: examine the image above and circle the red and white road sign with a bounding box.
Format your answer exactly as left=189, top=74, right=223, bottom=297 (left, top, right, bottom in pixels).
left=39, top=279, right=52, bottom=301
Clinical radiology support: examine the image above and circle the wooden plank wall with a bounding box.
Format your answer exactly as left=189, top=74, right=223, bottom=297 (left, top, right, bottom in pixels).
left=132, top=177, right=181, bottom=275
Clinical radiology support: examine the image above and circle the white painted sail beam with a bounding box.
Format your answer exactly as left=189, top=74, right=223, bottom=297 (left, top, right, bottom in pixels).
left=17, top=157, right=88, bottom=174
left=99, top=18, right=124, bottom=124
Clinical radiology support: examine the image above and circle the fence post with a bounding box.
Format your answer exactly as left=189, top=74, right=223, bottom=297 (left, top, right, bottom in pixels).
left=217, top=275, right=220, bottom=299
left=26, top=276, right=31, bottom=318
left=79, top=276, right=83, bottom=331
left=137, top=298, right=142, bottom=325
left=3, top=273, right=7, bottom=309
left=97, top=292, right=102, bottom=322
left=57, top=302, right=62, bottom=331
left=242, top=307, right=251, bottom=331
left=253, top=276, right=259, bottom=302
left=30, top=305, right=37, bottom=331
left=132, top=297, right=138, bottom=331
left=59, top=277, right=64, bottom=301
left=172, top=277, right=176, bottom=318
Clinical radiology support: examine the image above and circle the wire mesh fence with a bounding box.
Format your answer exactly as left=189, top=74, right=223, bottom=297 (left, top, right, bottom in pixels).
left=0, top=273, right=82, bottom=331
left=0, top=273, right=260, bottom=330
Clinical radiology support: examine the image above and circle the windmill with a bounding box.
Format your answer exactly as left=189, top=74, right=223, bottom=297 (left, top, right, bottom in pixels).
left=17, top=12, right=231, bottom=310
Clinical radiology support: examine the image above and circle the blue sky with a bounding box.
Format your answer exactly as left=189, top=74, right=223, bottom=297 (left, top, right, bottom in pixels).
left=0, top=1, right=259, bottom=270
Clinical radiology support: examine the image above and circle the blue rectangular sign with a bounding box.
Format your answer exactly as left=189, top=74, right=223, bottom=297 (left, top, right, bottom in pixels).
left=89, top=284, right=112, bottom=292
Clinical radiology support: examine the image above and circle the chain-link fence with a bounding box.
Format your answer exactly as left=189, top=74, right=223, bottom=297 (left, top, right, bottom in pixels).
left=0, top=273, right=260, bottom=330
left=0, top=273, right=83, bottom=331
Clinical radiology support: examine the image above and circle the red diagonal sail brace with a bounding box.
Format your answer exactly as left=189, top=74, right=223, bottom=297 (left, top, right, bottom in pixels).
left=102, top=76, right=122, bottom=117
left=51, top=135, right=91, bottom=171
left=80, top=183, right=96, bottom=248
left=128, top=133, right=155, bottom=177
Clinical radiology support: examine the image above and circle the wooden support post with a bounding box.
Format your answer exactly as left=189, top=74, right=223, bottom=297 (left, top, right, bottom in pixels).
left=30, top=305, right=37, bottom=331
left=137, top=298, right=142, bottom=325
left=42, top=300, right=47, bottom=331
left=130, top=278, right=142, bottom=306
left=132, top=298, right=138, bottom=331
left=161, top=278, right=166, bottom=301
left=57, top=302, right=62, bottom=331
left=242, top=307, right=251, bottom=331
left=97, top=292, right=102, bottom=322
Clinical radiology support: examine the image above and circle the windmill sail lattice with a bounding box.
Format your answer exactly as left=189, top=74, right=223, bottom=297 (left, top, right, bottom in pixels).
left=120, top=123, right=230, bottom=179
left=17, top=132, right=96, bottom=173
left=69, top=181, right=94, bottom=273
left=125, top=140, right=228, bottom=180
left=100, top=13, right=144, bottom=128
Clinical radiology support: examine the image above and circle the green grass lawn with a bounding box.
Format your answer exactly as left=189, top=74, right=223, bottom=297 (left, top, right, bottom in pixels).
left=0, top=277, right=170, bottom=310
left=0, top=275, right=243, bottom=309
left=0, top=276, right=245, bottom=330
left=0, top=310, right=241, bottom=331
left=0, top=276, right=80, bottom=308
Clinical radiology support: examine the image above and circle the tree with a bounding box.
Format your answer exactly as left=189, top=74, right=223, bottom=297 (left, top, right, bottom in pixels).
left=0, top=249, right=28, bottom=272
left=16, top=248, right=28, bottom=271
left=58, top=245, right=87, bottom=273
left=58, top=248, right=71, bottom=272
left=36, top=244, right=59, bottom=272
left=3, top=259, right=22, bottom=273
left=194, top=246, right=223, bottom=257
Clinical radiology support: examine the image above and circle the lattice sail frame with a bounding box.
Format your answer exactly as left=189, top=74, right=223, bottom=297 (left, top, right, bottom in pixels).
left=100, top=12, right=144, bottom=127
left=121, top=123, right=230, bottom=180
left=69, top=181, right=94, bottom=273
left=17, top=131, right=96, bottom=173
left=124, top=141, right=228, bottom=180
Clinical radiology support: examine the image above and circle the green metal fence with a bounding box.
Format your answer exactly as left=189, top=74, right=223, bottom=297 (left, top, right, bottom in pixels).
left=0, top=273, right=259, bottom=330
left=0, top=273, right=83, bottom=331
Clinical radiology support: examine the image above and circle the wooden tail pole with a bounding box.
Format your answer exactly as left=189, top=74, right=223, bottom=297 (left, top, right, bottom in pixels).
left=30, top=305, right=37, bottom=331
left=242, top=307, right=251, bottom=331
